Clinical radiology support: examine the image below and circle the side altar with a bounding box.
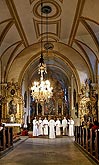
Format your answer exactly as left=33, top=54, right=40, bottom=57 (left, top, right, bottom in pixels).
left=79, top=78, right=98, bottom=124
left=1, top=80, right=24, bottom=135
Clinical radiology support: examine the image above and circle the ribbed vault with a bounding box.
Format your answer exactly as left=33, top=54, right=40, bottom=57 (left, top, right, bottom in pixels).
left=0, top=0, right=99, bottom=94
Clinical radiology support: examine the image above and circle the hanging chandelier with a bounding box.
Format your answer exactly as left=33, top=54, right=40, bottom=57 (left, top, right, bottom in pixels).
left=31, top=3, right=53, bottom=102
left=31, top=53, right=53, bottom=102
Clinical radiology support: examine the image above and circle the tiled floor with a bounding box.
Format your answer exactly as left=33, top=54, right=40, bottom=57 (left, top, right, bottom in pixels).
left=0, top=136, right=97, bottom=165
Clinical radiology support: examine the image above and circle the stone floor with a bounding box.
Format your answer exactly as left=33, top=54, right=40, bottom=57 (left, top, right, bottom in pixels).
left=0, top=136, right=98, bottom=165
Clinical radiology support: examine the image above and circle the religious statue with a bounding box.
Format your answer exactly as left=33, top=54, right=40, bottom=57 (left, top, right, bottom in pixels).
left=9, top=99, right=17, bottom=115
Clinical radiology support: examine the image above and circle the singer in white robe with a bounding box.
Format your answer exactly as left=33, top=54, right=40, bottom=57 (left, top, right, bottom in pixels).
left=68, top=117, right=74, bottom=136
left=49, top=117, right=55, bottom=139
left=43, top=117, right=49, bottom=135
left=55, top=118, right=61, bottom=136
left=38, top=117, right=43, bottom=136
left=62, top=117, right=67, bottom=135
left=33, top=117, right=39, bottom=136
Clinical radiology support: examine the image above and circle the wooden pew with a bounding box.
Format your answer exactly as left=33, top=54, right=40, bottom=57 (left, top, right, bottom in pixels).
left=82, top=128, right=86, bottom=148
left=0, top=129, right=3, bottom=151
left=95, top=129, right=99, bottom=160
left=85, top=128, right=89, bottom=152
left=74, top=126, right=99, bottom=163
left=89, top=129, right=95, bottom=155
left=79, top=126, right=83, bottom=146
left=0, top=126, right=13, bottom=152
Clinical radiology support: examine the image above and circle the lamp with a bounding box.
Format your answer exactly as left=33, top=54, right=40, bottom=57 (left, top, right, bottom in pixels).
left=31, top=3, right=53, bottom=102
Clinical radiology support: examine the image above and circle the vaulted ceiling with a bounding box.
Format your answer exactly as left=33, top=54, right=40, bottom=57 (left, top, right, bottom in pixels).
left=0, top=0, right=99, bottom=91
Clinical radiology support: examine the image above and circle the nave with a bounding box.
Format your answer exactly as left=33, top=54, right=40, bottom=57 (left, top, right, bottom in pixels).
left=0, top=136, right=97, bottom=165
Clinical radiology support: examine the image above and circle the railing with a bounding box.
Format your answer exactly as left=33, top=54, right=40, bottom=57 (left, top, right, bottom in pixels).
left=75, top=126, right=99, bottom=163
left=0, top=126, right=13, bottom=152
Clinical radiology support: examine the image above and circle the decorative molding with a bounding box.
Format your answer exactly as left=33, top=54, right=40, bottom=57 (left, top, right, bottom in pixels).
left=5, top=0, right=29, bottom=47
left=5, top=41, right=24, bottom=81
left=29, top=0, right=63, bottom=5
left=59, top=0, right=63, bottom=3
left=68, top=0, right=85, bottom=46
left=33, top=0, right=62, bottom=19
left=0, top=20, right=14, bottom=46
left=80, top=19, right=99, bottom=51
left=74, top=39, right=95, bottom=82
left=33, top=19, right=61, bottom=39
left=29, top=0, right=35, bottom=5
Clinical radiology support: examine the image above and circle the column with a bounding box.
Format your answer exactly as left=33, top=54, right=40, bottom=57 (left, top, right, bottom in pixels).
left=98, top=63, right=99, bottom=122
left=62, top=102, right=63, bottom=115
left=36, top=102, right=38, bottom=115
left=24, top=108, right=27, bottom=128
left=27, top=90, right=30, bottom=123
left=41, top=102, right=44, bottom=116
left=71, top=75, right=74, bottom=118
left=56, top=100, right=58, bottom=115
left=98, top=76, right=99, bottom=122
left=68, top=86, right=71, bottom=116
left=0, top=58, right=1, bottom=95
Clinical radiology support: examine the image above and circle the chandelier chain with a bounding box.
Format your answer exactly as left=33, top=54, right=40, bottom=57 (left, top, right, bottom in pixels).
left=31, top=2, right=53, bottom=102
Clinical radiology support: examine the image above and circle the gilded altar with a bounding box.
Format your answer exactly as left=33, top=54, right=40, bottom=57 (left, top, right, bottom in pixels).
left=79, top=79, right=98, bottom=124
left=1, top=81, right=24, bottom=126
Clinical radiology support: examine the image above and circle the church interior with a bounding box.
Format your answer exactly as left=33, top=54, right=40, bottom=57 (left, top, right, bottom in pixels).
left=0, top=0, right=99, bottom=164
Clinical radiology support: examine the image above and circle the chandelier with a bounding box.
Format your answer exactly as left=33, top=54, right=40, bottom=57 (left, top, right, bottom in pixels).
left=31, top=3, right=53, bottom=102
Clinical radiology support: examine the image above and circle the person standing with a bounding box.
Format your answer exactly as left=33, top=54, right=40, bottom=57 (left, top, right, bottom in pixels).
left=43, top=117, right=49, bottom=135
left=68, top=117, right=74, bottom=136
left=33, top=117, right=39, bottom=137
left=38, top=117, right=43, bottom=136
left=49, top=116, right=56, bottom=139
left=62, top=117, right=68, bottom=135
left=55, top=117, right=61, bottom=136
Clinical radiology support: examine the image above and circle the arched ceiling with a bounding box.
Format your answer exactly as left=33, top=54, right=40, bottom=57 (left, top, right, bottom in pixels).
left=0, top=0, right=99, bottom=91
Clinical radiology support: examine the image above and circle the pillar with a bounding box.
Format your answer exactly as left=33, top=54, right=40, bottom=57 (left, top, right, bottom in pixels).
left=41, top=102, right=44, bottom=116
left=98, top=76, right=99, bottom=122
left=36, top=102, right=38, bottom=116
left=71, top=75, right=74, bottom=118
left=24, top=108, right=27, bottom=128
left=55, top=100, right=58, bottom=115
left=62, top=102, right=63, bottom=115
left=0, top=58, right=1, bottom=95
left=97, top=63, right=99, bottom=122
left=27, top=89, right=30, bottom=123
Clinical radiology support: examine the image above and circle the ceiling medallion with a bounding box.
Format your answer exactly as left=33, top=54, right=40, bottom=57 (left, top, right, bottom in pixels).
left=41, top=5, right=52, bottom=14
left=33, top=0, right=61, bottom=19
left=44, top=42, right=54, bottom=50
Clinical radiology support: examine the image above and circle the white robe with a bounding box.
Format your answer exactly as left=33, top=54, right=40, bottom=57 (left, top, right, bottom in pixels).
left=49, top=119, right=55, bottom=139
left=68, top=119, right=74, bottom=136
left=33, top=119, right=39, bottom=136
left=43, top=118, right=49, bottom=135
left=62, top=118, right=67, bottom=135
left=38, top=119, right=43, bottom=135
left=55, top=119, right=61, bottom=136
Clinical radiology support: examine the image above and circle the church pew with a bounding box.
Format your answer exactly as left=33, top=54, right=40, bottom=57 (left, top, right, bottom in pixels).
left=79, top=126, right=83, bottom=146
left=82, top=128, right=86, bottom=148
left=85, top=128, right=89, bottom=152
left=0, top=126, right=13, bottom=152
left=74, top=126, right=99, bottom=163
left=95, top=129, right=99, bottom=159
